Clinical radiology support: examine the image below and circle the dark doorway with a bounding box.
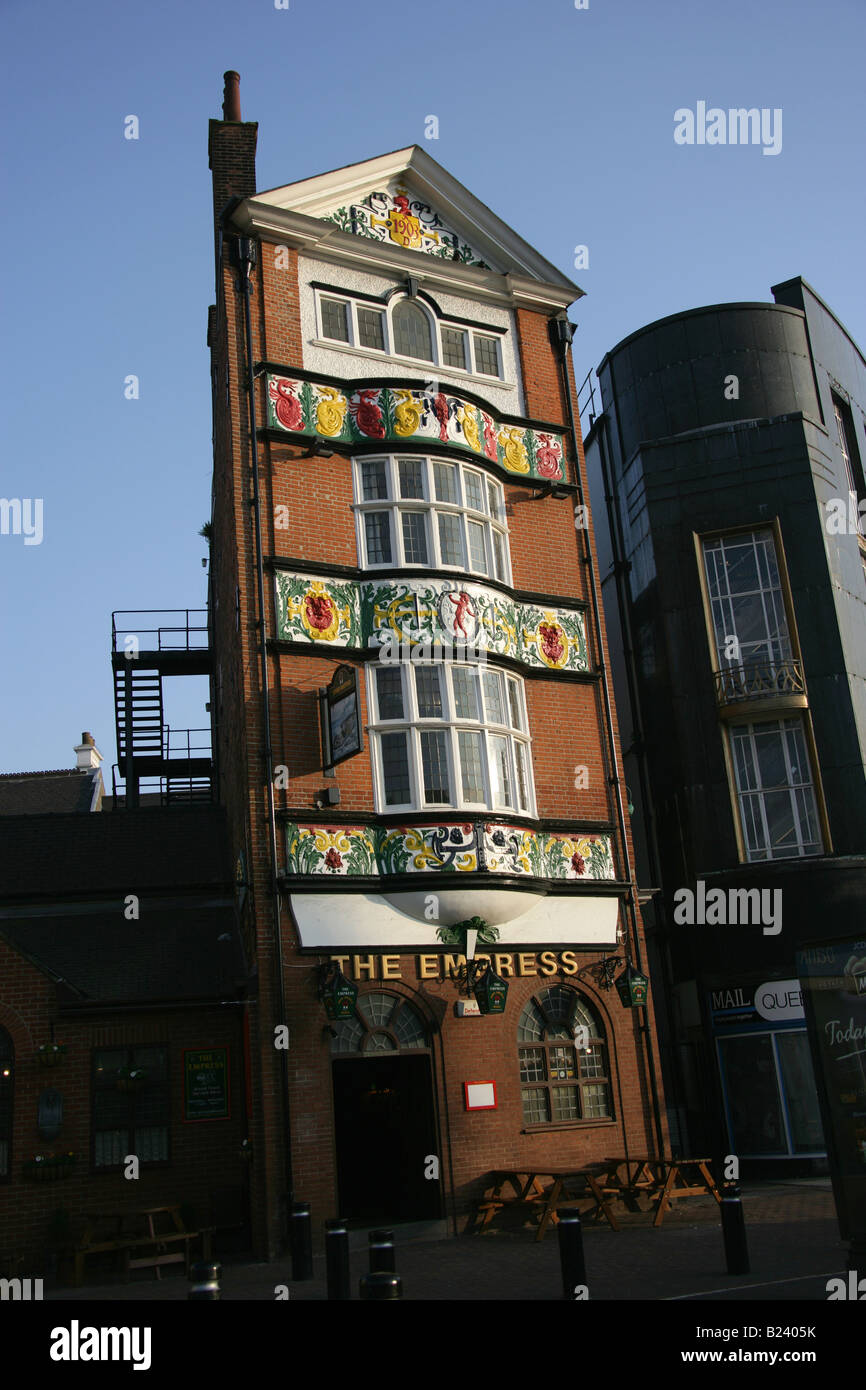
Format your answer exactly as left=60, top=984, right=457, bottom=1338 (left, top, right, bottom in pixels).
left=332, top=1053, right=441, bottom=1223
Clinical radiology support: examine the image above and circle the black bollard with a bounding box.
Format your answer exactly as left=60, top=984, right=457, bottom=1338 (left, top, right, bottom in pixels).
left=360, top=1271, right=402, bottom=1300
left=557, top=1210, right=587, bottom=1298
left=290, top=1201, right=314, bottom=1281
left=325, top=1217, right=351, bottom=1301
left=721, top=1183, right=750, bottom=1274
left=188, top=1260, right=222, bottom=1300
left=368, top=1228, right=395, bottom=1273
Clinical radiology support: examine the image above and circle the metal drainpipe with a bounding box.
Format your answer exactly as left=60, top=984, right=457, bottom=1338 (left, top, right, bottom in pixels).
left=553, top=318, right=666, bottom=1161
left=229, top=223, right=295, bottom=1220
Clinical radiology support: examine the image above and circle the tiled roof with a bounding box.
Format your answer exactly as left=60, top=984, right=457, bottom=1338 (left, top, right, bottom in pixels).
left=0, top=769, right=99, bottom=815
left=1, top=907, right=246, bottom=1003
left=0, top=805, right=234, bottom=898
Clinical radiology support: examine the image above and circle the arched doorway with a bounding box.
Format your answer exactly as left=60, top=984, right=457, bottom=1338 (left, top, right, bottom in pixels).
left=330, top=991, right=441, bottom=1223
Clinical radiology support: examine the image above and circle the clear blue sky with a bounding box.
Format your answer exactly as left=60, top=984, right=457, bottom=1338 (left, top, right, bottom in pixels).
left=1, top=0, right=863, bottom=777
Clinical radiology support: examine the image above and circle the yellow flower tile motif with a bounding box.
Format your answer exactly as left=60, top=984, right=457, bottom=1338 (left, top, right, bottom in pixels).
left=498, top=427, right=530, bottom=473
left=394, top=390, right=424, bottom=437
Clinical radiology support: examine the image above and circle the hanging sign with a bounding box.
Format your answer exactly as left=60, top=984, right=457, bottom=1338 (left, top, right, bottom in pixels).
left=323, top=664, right=363, bottom=768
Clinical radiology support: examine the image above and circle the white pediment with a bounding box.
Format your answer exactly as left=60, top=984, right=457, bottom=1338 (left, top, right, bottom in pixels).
left=251, top=145, right=580, bottom=292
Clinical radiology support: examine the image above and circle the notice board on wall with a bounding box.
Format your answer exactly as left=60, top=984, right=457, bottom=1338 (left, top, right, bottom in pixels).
left=183, top=1047, right=230, bottom=1121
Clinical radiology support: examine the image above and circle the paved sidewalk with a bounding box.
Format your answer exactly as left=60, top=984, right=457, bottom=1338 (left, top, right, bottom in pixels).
left=45, top=1179, right=849, bottom=1302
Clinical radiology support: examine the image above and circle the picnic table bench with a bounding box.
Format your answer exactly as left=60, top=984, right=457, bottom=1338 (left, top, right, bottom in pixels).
left=474, top=1157, right=722, bottom=1239
left=70, top=1205, right=213, bottom=1286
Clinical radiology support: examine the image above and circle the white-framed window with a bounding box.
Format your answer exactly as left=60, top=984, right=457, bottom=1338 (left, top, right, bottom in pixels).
left=368, top=662, right=535, bottom=815
left=728, top=717, right=822, bottom=861
left=353, top=455, right=511, bottom=584
left=315, top=289, right=504, bottom=380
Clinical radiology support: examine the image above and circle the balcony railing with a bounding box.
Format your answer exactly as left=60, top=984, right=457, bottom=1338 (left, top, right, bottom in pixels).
left=714, top=657, right=806, bottom=706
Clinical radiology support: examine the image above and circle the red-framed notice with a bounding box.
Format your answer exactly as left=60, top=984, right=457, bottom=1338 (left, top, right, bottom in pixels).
left=464, top=1080, right=498, bottom=1111
left=183, top=1046, right=231, bottom=1121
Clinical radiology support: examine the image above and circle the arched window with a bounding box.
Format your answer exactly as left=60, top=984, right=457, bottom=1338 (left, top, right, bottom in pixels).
left=0, top=1027, right=13, bottom=1179
left=517, top=986, right=612, bottom=1125
left=392, top=300, right=434, bottom=362
left=330, top=992, right=428, bottom=1054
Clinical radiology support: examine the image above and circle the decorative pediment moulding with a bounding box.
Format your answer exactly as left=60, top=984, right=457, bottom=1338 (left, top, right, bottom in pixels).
left=274, top=571, right=589, bottom=674
left=283, top=821, right=617, bottom=883
left=260, top=367, right=572, bottom=486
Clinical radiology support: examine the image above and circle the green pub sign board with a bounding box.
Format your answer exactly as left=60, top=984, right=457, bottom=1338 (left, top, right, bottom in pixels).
left=183, top=1047, right=230, bottom=1122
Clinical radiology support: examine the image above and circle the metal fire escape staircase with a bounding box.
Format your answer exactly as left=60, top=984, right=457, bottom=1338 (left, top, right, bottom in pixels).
left=111, top=611, right=213, bottom=808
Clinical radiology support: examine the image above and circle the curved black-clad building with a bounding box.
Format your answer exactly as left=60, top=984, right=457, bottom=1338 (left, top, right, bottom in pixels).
left=585, top=277, right=866, bottom=1184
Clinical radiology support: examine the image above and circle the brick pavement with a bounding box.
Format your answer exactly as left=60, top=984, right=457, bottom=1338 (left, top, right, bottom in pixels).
left=43, top=1179, right=849, bottom=1303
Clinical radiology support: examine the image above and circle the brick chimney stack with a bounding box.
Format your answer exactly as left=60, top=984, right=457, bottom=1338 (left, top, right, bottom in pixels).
left=208, top=70, right=258, bottom=230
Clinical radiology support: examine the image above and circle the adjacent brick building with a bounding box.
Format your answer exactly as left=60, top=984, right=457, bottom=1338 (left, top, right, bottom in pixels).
left=206, top=72, right=668, bottom=1255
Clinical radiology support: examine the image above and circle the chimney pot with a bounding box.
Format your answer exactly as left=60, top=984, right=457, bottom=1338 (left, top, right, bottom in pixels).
left=222, top=71, right=241, bottom=122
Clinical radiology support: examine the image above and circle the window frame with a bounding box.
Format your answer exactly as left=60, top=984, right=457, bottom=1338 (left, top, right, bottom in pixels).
left=517, top=987, right=614, bottom=1130
left=353, top=455, right=512, bottom=584
left=726, top=716, right=823, bottom=862
left=367, top=661, right=535, bottom=817
left=314, top=288, right=505, bottom=382
left=91, top=1044, right=171, bottom=1172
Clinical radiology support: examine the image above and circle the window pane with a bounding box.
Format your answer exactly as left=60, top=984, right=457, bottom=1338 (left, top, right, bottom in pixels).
left=401, top=512, right=428, bottom=564
left=719, top=1033, right=786, bottom=1154
left=473, top=333, right=500, bottom=377
left=551, top=1087, right=580, bottom=1121
left=549, top=1045, right=577, bottom=1080
left=517, top=1001, right=546, bottom=1042
left=321, top=297, right=349, bottom=342
left=415, top=665, right=443, bottom=718
left=489, top=734, right=513, bottom=807
left=433, top=461, right=458, bottom=503
left=136, top=1127, right=169, bottom=1162
left=393, top=301, right=434, bottom=361
left=514, top=742, right=530, bottom=811
left=359, top=992, right=396, bottom=1027
left=451, top=667, right=480, bottom=720
left=492, top=530, right=507, bottom=583
left=381, top=732, right=410, bottom=805
left=483, top=671, right=505, bottom=724
left=579, top=1041, right=606, bottom=1079
left=522, top=1088, right=550, bottom=1124
left=438, top=512, right=464, bottom=566
left=776, top=1033, right=825, bottom=1152
left=581, top=1084, right=611, bottom=1118
left=361, top=459, right=388, bottom=500
left=519, top=1048, right=547, bottom=1082
left=467, top=522, right=488, bottom=574
left=376, top=666, right=404, bottom=720
left=420, top=730, right=450, bottom=804
left=487, top=479, right=504, bottom=521
left=364, top=512, right=392, bottom=564
left=458, top=730, right=485, bottom=801
left=357, top=305, right=385, bottom=350
left=507, top=679, right=523, bottom=731
left=464, top=472, right=484, bottom=511
left=441, top=326, right=467, bottom=369
left=398, top=459, right=425, bottom=499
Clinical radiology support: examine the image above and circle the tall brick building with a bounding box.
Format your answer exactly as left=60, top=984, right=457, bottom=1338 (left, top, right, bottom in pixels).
left=207, top=72, right=667, bottom=1255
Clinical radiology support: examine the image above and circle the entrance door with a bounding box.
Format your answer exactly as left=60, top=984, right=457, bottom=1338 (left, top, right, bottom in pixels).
left=330, top=992, right=441, bottom=1223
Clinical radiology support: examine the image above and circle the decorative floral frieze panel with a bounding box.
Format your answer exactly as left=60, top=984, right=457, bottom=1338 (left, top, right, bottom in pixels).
left=265, top=374, right=566, bottom=484
left=284, top=821, right=615, bottom=880
left=274, top=572, right=588, bottom=674
left=323, top=187, right=490, bottom=268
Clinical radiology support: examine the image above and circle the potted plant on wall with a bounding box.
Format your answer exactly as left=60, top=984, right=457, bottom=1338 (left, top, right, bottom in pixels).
left=37, top=1042, right=67, bottom=1068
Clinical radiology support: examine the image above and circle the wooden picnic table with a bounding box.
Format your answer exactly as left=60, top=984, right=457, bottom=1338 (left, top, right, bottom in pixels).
left=601, top=1156, right=722, bottom=1225
left=474, top=1168, right=621, bottom=1242
left=71, top=1205, right=213, bottom=1285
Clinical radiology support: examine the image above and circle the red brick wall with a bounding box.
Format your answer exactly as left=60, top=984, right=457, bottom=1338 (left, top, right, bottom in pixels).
left=0, top=940, right=247, bottom=1273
